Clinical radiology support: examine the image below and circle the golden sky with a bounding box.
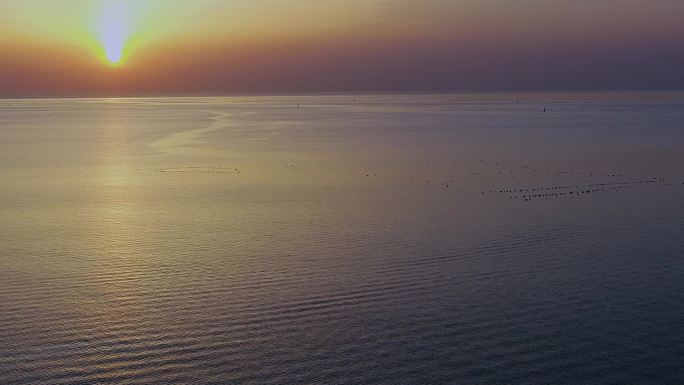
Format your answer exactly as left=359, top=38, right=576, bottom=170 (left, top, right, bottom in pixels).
left=2, top=0, right=684, bottom=96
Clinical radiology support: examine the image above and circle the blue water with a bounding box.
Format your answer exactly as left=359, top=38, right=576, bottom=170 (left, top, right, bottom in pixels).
left=1, top=93, right=683, bottom=384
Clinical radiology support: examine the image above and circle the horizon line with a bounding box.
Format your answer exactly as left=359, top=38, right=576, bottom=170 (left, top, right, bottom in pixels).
left=3, top=88, right=684, bottom=101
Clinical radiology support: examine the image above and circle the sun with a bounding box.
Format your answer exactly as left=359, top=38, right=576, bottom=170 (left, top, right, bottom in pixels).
left=101, top=23, right=126, bottom=65
left=96, top=0, right=133, bottom=66
left=103, top=27, right=126, bottom=65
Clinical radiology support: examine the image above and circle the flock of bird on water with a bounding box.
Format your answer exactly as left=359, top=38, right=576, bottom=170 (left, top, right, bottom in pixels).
left=155, top=158, right=681, bottom=205
left=368, top=160, right=678, bottom=203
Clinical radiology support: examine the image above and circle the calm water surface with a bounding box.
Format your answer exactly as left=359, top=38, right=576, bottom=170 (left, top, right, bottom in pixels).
left=1, top=93, right=684, bottom=384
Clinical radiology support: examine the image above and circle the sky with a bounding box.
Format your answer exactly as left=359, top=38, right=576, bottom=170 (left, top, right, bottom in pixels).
left=1, top=0, right=684, bottom=97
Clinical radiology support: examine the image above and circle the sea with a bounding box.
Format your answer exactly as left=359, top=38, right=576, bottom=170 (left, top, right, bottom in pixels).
left=1, top=93, right=683, bottom=384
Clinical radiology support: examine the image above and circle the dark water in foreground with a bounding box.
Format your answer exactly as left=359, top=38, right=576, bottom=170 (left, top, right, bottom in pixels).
left=1, top=93, right=684, bottom=384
